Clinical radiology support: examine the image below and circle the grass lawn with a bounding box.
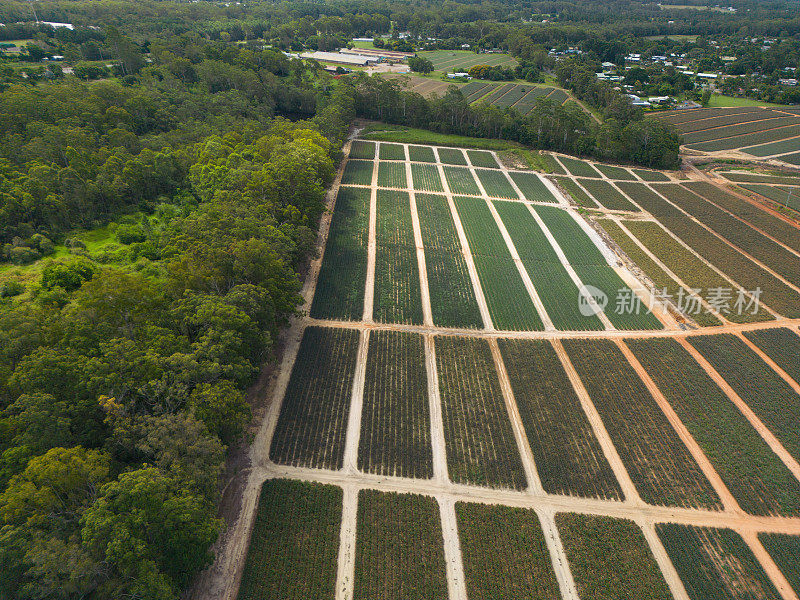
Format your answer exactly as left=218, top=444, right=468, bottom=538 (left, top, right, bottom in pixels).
left=707, top=94, right=785, bottom=108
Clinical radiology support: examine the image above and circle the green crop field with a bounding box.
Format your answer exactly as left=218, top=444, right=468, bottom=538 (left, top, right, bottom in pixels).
left=563, top=338, right=722, bottom=509
left=721, top=171, right=800, bottom=185
left=411, top=162, right=445, bottom=191
left=688, top=334, right=800, bottom=463
left=658, top=525, right=781, bottom=600
left=620, top=216, right=768, bottom=324
left=374, top=190, right=424, bottom=325
left=311, top=186, right=370, bottom=320
left=270, top=327, right=360, bottom=469
left=443, top=165, right=480, bottom=195
left=558, top=156, right=603, bottom=178
left=437, top=147, right=468, bottom=165
left=379, top=142, right=407, bottom=160
left=499, top=338, right=623, bottom=499
left=681, top=116, right=800, bottom=145
left=377, top=161, right=407, bottom=188
left=759, top=533, right=800, bottom=594
left=417, top=49, right=517, bottom=71
left=578, top=179, right=639, bottom=211
left=359, top=330, right=433, bottom=479
left=415, top=193, right=484, bottom=328
left=350, top=140, right=376, bottom=159
left=743, top=327, right=800, bottom=384
left=342, top=159, right=374, bottom=185
left=509, top=171, right=558, bottom=203
left=557, top=514, right=674, bottom=600
left=595, top=164, right=637, bottom=180
left=238, top=480, right=342, bottom=600
left=629, top=337, right=800, bottom=516
left=455, top=196, right=544, bottom=330
left=739, top=183, right=800, bottom=212
left=687, top=124, right=800, bottom=152
left=466, top=149, right=500, bottom=168
left=743, top=136, right=800, bottom=157
left=600, top=220, right=720, bottom=326
left=435, top=335, right=527, bottom=489
left=554, top=176, right=599, bottom=208
left=408, top=144, right=436, bottom=162
left=632, top=169, right=671, bottom=182
left=456, top=503, right=562, bottom=600
left=658, top=183, right=800, bottom=283
left=683, top=181, right=800, bottom=254
left=354, top=490, right=448, bottom=600
left=475, top=168, right=518, bottom=199
left=495, top=200, right=605, bottom=330
left=629, top=183, right=800, bottom=318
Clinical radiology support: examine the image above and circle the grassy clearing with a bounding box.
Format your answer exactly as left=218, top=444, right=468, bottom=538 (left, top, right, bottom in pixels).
left=270, top=327, right=360, bottom=469
left=359, top=124, right=522, bottom=151
left=436, top=335, right=527, bottom=489
left=629, top=337, right=800, bottom=516
left=658, top=524, right=781, bottom=600
left=563, top=338, right=722, bottom=510
left=354, top=490, right=448, bottom=600
left=456, top=503, right=562, bottom=600
left=238, top=479, right=342, bottom=600
left=557, top=513, right=673, bottom=600
left=311, top=186, right=370, bottom=320
left=708, top=94, right=783, bottom=108
left=359, top=330, right=433, bottom=479
left=688, top=334, right=800, bottom=464
left=499, top=338, right=623, bottom=499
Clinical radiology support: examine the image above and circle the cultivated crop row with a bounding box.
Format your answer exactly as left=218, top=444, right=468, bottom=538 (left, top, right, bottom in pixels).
left=743, top=135, right=800, bottom=157
left=495, top=201, right=605, bottom=331
left=455, top=196, right=544, bottom=331
left=443, top=165, right=481, bottom=195
left=740, top=184, right=800, bottom=212
left=625, top=182, right=800, bottom=318
left=359, top=330, right=434, bottom=479
left=658, top=106, right=762, bottom=125
left=563, top=338, right=722, bottom=509
left=558, top=155, right=602, bottom=178
left=238, top=479, right=342, bottom=600
left=509, top=171, right=559, bottom=203
left=499, top=338, right=624, bottom=499
left=554, top=176, right=599, bottom=208
left=758, top=533, right=800, bottom=594
left=435, top=335, right=528, bottom=489
left=311, top=186, right=370, bottom=320
left=601, top=220, right=720, bottom=326
left=595, top=163, right=637, bottom=180
left=411, top=162, right=445, bottom=191
left=632, top=169, right=670, bottom=182
left=270, top=327, right=360, bottom=469
left=475, top=168, right=519, bottom=199
left=408, top=144, right=436, bottom=162
left=579, top=178, right=639, bottom=211
left=681, top=117, right=800, bottom=145
left=687, top=124, right=800, bottom=152
left=557, top=514, right=674, bottom=600
left=342, top=159, right=374, bottom=185
left=688, top=334, right=800, bottom=464
left=466, top=149, right=500, bottom=168
left=416, top=193, right=484, bottom=328
left=673, top=109, right=789, bottom=133
left=349, top=140, right=376, bottom=160
left=377, top=161, right=407, bottom=188
left=657, top=524, right=782, bottom=600
left=456, top=503, right=562, bottom=600
left=374, top=190, right=424, bottom=325
left=656, top=183, right=800, bottom=285
left=629, top=337, right=800, bottom=516
left=743, top=327, right=800, bottom=385
left=683, top=181, right=800, bottom=254
left=354, top=490, right=448, bottom=600
left=379, top=142, right=407, bottom=160
left=437, top=147, right=468, bottom=165
left=721, top=171, right=800, bottom=185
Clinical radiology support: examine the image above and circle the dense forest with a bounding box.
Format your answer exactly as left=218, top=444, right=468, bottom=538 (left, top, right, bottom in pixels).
left=1, top=0, right=798, bottom=597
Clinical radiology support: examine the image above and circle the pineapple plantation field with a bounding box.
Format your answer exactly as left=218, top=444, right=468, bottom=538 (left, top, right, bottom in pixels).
left=229, top=138, right=800, bottom=600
